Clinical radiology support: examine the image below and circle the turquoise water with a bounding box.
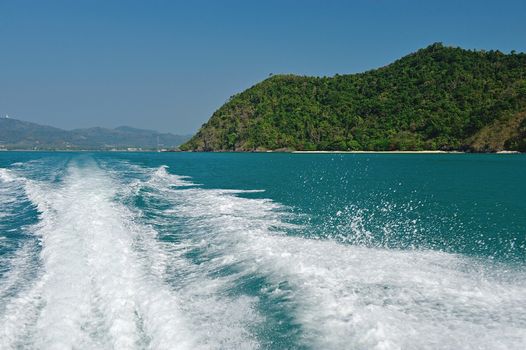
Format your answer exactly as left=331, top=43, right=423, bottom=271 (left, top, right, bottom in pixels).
left=0, top=152, right=525, bottom=349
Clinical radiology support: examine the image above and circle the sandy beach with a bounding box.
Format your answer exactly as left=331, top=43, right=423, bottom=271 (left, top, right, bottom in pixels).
left=291, top=150, right=463, bottom=154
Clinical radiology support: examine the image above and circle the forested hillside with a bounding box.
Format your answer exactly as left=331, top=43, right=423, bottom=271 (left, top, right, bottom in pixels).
left=181, top=43, right=526, bottom=152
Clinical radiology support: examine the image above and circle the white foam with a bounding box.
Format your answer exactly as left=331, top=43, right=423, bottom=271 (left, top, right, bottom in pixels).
left=149, top=165, right=196, bottom=187
left=140, top=167, right=526, bottom=350
left=0, top=168, right=28, bottom=234
left=0, top=162, right=196, bottom=349
left=112, top=165, right=263, bottom=349
left=0, top=168, right=17, bottom=183
left=2, top=160, right=525, bottom=349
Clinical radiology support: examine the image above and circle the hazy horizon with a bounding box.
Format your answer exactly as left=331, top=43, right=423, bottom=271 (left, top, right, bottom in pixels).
left=1, top=115, right=193, bottom=135
left=2, top=0, right=526, bottom=134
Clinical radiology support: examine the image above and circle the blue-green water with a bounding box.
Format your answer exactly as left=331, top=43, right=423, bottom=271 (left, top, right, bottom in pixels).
left=0, top=152, right=525, bottom=349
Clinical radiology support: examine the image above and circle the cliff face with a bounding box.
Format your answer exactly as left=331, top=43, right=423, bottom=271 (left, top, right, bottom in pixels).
left=182, top=43, right=526, bottom=152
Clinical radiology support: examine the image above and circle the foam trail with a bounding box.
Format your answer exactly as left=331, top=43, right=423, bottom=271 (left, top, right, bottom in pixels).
left=100, top=160, right=263, bottom=349
left=2, top=159, right=525, bottom=349
left=139, top=165, right=526, bottom=350
left=0, top=169, right=20, bottom=233
left=0, top=161, right=195, bottom=349
left=0, top=167, right=44, bottom=348
left=0, top=168, right=41, bottom=298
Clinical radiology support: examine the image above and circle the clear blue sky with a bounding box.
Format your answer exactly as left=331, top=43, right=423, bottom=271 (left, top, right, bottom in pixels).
left=1, top=0, right=525, bottom=134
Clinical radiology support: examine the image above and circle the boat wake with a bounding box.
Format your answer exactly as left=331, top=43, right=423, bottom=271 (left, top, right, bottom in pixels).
left=0, top=161, right=194, bottom=349
left=0, top=158, right=525, bottom=349
left=126, top=163, right=526, bottom=350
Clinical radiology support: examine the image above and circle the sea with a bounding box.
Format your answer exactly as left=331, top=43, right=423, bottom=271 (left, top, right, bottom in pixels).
left=0, top=152, right=525, bottom=349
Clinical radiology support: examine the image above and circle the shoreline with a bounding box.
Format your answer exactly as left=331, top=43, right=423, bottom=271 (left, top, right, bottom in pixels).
left=0, top=149, right=521, bottom=154
left=291, top=150, right=518, bottom=154
left=291, top=150, right=462, bottom=154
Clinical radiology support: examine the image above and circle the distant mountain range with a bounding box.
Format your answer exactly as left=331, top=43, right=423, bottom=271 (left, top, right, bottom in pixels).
left=0, top=118, right=191, bottom=150
left=182, top=43, right=526, bottom=152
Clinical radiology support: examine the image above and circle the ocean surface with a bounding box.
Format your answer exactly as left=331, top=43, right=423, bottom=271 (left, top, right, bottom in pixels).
left=0, top=152, right=525, bottom=349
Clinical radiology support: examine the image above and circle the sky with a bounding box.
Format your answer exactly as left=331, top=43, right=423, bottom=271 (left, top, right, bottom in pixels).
left=1, top=0, right=525, bottom=134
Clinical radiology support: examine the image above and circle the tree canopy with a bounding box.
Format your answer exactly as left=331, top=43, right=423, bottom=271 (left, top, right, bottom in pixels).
left=181, top=43, right=526, bottom=152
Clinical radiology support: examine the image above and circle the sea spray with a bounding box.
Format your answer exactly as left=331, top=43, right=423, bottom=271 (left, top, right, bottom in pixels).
left=1, top=153, right=525, bottom=350
left=1, top=160, right=195, bottom=349
left=127, top=163, right=526, bottom=350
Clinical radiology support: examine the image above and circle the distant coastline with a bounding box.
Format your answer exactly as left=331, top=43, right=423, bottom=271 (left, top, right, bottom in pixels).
left=0, top=117, right=191, bottom=151
left=0, top=148, right=181, bottom=152
left=181, top=149, right=521, bottom=154
left=0, top=149, right=522, bottom=155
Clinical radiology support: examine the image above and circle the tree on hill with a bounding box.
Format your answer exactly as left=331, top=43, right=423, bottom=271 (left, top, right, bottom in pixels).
left=181, top=43, right=526, bottom=152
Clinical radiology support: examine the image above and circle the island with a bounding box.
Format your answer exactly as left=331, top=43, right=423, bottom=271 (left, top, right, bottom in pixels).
left=181, top=43, right=526, bottom=152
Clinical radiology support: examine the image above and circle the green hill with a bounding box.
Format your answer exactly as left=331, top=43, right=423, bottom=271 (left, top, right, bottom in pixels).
left=181, top=43, right=526, bottom=152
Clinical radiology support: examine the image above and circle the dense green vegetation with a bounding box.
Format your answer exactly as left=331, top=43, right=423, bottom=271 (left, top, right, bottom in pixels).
left=181, top=43, right=526, bottom=152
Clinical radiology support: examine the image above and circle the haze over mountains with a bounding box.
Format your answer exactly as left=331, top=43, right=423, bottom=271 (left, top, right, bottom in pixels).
left=0, top=117, right=190, bottom=150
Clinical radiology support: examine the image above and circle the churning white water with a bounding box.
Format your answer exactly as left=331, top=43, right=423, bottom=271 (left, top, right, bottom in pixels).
left=0, top=159, right=525, bottom=350
left=0, top=162, right=195, bottom=349
left=136, top=165, right=526, bottom=350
